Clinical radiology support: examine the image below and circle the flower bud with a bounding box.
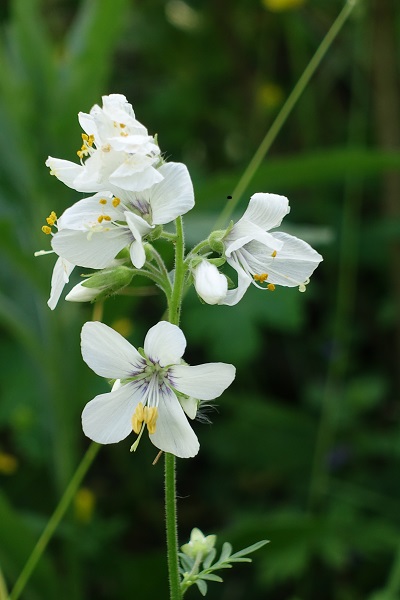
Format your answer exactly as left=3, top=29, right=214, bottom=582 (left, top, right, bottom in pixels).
left=66, top=282, right=101, bottom=303
left=181, top=528, right=217, bottom=560
left=193, top=261, right=228, bottom=305
left=66, top=266, right=134, bottom=303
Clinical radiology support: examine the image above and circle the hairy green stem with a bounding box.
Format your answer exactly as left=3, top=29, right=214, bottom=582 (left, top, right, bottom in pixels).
left=214, top=0, right=358, bottom=229
left=165, top=453, right=181, bottom=600
left=168, top=217, right=186, bottom=326
left=9, top=442, right=100, bottom=600
left=164, top=216, right=186, bottom=600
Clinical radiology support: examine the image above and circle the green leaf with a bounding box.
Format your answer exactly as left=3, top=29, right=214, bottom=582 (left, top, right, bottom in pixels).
left=202, top=548, right=216, bottom=570
left=219, top=542, right=233, bottom=563
left=199, top=573, right=223, bottom=582
left=230, top=540, right=269, bottom=559
left=195, top=579, right=208, bottom=596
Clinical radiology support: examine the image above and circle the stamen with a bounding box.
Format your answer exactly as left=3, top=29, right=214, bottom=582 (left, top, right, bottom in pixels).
left=267, top=283, right=276, bottom=291
left=97, top=215, right=104, bottom=223
left=112, top=198, right=121, bottom=207
left=45, top=211, right=57, bottom=225
left=271, top=250, right=277, bottom=258
left=299, top=278, right=310, bottom=293
left=120, top=123, right=126, bottom=128
left=144, top=406, right=158, bottom=434
left=103, top=215, right=112, bottom=221
left=42, top=225, right=52, bottom=235
left=253, top=273, right=268, bottom=283
left=99, top=199, right=107, bottom=205
left=132, top=402, right=145, bottom=434
left=102, top=144, right=111, bottom=153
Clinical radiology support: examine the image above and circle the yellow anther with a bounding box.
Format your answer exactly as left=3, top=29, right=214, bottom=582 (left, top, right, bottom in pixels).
left=102, top=144, right=111, bottom=153
left=271, top=250, right=277, bottom=258
left=112, top=197, right=121, bottom=207
left=120, top=123, right=126, bottom=128
left=88, top=134, right=95, bottom=146
left=42, top=225, right=52, bottom=235
left=99, top=198, right=107, bottom=205
left=46, top=211, right=57, bottom=225
left=144, top=406, right=158, bottom=434
left=120, top=131, right=128, bottom=137
left=82, top=133, right=89, bottom=141
left=267, top=283, right=276, bottom=291
left=254, top=273, right=268, bottom=283
left=132, top=402, right=145, bottom=434
left=77, top=150, right=84, bottom=158
left=103, top=215, right=112, bottom=221
left=97, top=215, right=104, bottom=223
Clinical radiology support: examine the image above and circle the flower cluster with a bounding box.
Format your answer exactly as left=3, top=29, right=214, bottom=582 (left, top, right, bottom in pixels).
left=38, top=93, right=322, bottom=458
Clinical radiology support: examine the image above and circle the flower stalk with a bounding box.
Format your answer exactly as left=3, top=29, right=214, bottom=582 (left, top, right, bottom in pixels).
left=165, top=215, right=185, bottom=600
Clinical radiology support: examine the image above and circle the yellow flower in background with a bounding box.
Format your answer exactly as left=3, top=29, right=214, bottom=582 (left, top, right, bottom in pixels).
left=111, top=317, right=134, bottom=338
left=0, top=452, right=18, bottom=475
left=257, top=82, right=284, bottom=110
left=74, top=487, right=96, bottom=524
left=262, top=0, right=305, bottom=12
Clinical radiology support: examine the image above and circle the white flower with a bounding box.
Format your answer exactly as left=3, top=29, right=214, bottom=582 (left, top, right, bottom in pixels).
left=193, top=261, right=228, bottom=305
left=35, top=210, right=76, bottom=309
left=80, top=321, right=236, bottom=458
left=46, top=94, right=163, bottom=194
left=222, top=193, right=323, bottom=306
left=51, top=162, right=194, bottom=270
left=181, top=528, right=217, bottom=560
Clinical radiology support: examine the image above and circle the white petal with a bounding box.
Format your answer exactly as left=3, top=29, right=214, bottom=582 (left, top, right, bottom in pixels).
left=242, top=193, right=290, bottom=230
left=247, top=232, right=323, bottom=287
left=146, top=162, right=195, bottom=224
left=144, top=321, right=186, bottom=367
left=81, top=321, right=146, bottom=379
left=149, top=385, right=199, bottom=458
left=220, top=260, right=252, bottom=306
left=109, top=159, right=163, bottom=191
left=52, top=227, right=131, bottom=269
left=47, top=257, right=75, bottom=310
left=169, top=363, right=236, bottom=400
left=57, top=192, right=122, bottom=230
left=82, top=381, right=143, bottom=444
left=125, top=212, right=153, bottom=268
left=109, top=135, right=159, bottom=155
left=45, top=157, right=93, bottom=191
left=224, top=220, right=283, bottom=256
left=179, top=396, right=198, bottom=420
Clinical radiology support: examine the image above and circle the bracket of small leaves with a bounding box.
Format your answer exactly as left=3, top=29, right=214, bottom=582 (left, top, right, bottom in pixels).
left=179, top=539, right=269, bottom=597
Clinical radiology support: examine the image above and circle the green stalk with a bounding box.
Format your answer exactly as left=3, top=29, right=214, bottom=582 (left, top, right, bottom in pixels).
left=164, top=216, right=186, bottom=600
left=165, top=453, right=181, bottom=600
left=9, top=442, right=100, bottom=600
left=168, top=217, right=186, bottom=326
left=214, top=0, right=358, bottom=229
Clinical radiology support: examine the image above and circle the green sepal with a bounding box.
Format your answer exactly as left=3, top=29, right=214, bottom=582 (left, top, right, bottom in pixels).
left=81, top=266, right=134, bottom=290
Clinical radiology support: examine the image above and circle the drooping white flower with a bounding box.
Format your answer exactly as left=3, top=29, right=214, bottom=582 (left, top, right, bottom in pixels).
left=35, top=210, right=76, bottom=309
left=46, top=94, right=163, bottom=194
left=80, top=321, right=236, bottom=458
left=221, top=193, right=323, bottom=306
left=193, top=260, right=228, bottom=305
left=51, top=162, right=194, bottom=270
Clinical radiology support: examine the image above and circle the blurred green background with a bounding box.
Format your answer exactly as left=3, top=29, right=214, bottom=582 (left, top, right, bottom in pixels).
left=1, top=0, right=400, bottom=598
